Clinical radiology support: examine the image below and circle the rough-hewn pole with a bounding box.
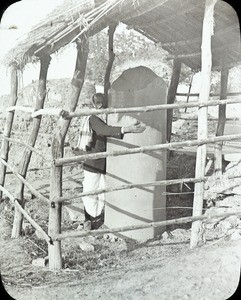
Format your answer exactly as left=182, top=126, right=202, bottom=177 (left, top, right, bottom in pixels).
left=166, top=58, right=181, bottom=143
left=0, top=66, right=18, bottom=198
left=11, top=55, right=51, bottom=238
left=184, top=73, right=194, bottom=113
left=104, top=23, right=117, bottom=103
left=190, top=0, right=218, bottom=249
left=48, top=37, right=89, bottom=270
left=214, top=54, right=229, bottom=175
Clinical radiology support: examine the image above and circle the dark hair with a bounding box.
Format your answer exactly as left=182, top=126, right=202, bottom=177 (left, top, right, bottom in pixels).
left=92, top=93, right=105, bottom=103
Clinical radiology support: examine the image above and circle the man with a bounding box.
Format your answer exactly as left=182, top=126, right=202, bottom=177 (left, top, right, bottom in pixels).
left=72, top=93, right=146, bottom=230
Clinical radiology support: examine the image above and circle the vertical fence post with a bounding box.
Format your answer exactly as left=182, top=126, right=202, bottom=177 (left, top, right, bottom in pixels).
left=190, top=0, right=218, bottom=249
left=48, top=37, right=89, bottom=270
left=0, top=66, right=18, bottom=198
left=214, top=53, right=229, bottom=175
left=166, top=58, right=181, bottom=143
left=11, top=55, right=51, bottom=238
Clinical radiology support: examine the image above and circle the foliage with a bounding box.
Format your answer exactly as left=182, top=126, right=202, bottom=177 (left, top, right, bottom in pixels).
left=85, top=25, right=192, bottom=86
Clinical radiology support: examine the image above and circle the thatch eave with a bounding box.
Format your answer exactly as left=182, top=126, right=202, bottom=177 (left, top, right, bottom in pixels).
left=2, top=0, right=241, bottom=70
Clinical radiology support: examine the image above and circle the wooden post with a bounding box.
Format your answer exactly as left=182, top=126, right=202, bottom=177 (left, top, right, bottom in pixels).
left=11, top=55, right=51, bottom=238
left=166, top=58, right=181, bottom=143
left=184, top=73, right=194, bottom=113
left=48, top=37, right=89, bottom=270
left=104, top=23, right=117, bottom=103
left=214, top=54, right=229, bottom=175
left=0, top=66, right=18, bottom=198
left=190, top=0, right=218, bottom=249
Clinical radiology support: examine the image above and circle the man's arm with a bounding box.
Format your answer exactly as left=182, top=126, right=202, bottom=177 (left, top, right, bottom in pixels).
left=90, top=115, right=146, bottom=137
left=90, top=115, right=122, bottom=137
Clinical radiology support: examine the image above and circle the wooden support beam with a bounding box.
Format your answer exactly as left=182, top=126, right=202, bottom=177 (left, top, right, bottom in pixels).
left=0, top=66, right=18, bottom=198
left=59, top=98, right=241, bottom=119
left=53, top=210, right=241, bottom=241
left=190, top=0, right=218, bottom=249
left=48, top=37, right=89, bottom=271
left=166, top=58, right=182, bottom=143
left=12, top=55, right=51, bottom=239
left=104, top=23, right=117, bottom=102
left=55, top=133, right=241, bottom=166
left=0, top=185, right=51, bottom=243
left=0, top=135, right=46, bottom=159
left=0, top=158, right=49, bottom=204
left=214, top=54, right=229, bottom=175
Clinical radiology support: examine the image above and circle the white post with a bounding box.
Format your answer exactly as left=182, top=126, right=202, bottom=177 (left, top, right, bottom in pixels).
left=190, top=0, right=218, bottom=249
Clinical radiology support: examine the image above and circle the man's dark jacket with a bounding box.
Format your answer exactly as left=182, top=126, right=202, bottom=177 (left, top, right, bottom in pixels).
left=83, top=115, right=123, bottom=174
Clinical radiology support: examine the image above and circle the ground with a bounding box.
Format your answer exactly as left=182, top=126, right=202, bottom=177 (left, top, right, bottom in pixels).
left=0, top=208, right=240, bottom=300
left=1, top=116, right=241, bottom=300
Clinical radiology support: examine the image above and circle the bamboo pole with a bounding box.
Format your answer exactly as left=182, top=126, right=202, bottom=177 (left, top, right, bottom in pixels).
left=53, top=210, right=241, bottom=241
left=104, top=23, right=117, bottom=101
left=167, top=58, right=182, bottom=143
left=0, top=66, right=18, bottom=198
left=48, top=37, right=89, bottom=270
left=55, top=133, right=241, bottom=166
left=176, top=92, right=241, bottom=97
left=12, top=55, right=51, bottom=239
left=190, top=0, right=218, bottom=249
left=0, top=135, right=46, bottom=159
left=214, top=54, right=229, bottom=175
left=0, top=185, right=51, bottom=243
left=60, top=98, right=241, bottom=119
left=6, top=106, right=34, bottom=113
left=56, top=173, right=241, bottom=203
left=0, top=159, right=49, bottom=204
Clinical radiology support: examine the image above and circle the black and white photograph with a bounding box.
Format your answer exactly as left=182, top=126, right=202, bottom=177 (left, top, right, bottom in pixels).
left=0, top=0, right=240, bottom=299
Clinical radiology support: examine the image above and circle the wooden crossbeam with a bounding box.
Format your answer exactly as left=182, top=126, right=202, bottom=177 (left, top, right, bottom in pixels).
left=55, top=133, right=241, bottom=166
left=0, top=185, right=51, bottom=243
left=0, top=159, right=50, bottom=204
left=53, top=210, right=241, bottom=241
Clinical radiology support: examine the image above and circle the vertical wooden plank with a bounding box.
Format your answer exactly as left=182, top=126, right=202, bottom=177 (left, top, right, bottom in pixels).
left=166, top=58, right=181, bottom=143
left=214, top=54, right=229, bottom=175
left=190, top=0, right=218, bottom=249
left=0, top=66, right=18, bottom=198
left=104, top=23, right=117, bottom=104
left=48, top=37, right=89, bottom=270
left=11, top=55, right=51, bottom=238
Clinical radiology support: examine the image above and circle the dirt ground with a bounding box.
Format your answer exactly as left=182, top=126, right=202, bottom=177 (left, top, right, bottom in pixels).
left=1, top=117, right=241, bottom=300
left=1, top=207, right=241, bottom=300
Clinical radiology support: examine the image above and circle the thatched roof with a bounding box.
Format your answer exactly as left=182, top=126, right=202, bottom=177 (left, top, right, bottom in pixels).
left=2, top=0, right=241, bottom=70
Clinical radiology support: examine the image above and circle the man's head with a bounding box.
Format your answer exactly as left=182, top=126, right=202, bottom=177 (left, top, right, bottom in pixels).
left=92, top=93, right=106, bottom=109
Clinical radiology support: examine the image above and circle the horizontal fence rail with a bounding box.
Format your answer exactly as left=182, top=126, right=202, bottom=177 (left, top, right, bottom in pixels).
left=6, top=98, right=241, bottom=119
left=0, top=185, right=52, bottom=243
left=57, top=173, right=241, bottom=203
left=0, top=135, right=46, bottom=159
left=176, top=92, right=241, bottom=97
left=53, top=210, right=241, bottom=241
left=0, top=159, right=50, bottom=204
left=59, top=98, right=241, bottom=118
left=55, top=134, right=241, bottom=166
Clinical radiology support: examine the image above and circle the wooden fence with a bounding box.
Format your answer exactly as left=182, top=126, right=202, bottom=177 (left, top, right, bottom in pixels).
left=1, top=98, right=241, bottom=270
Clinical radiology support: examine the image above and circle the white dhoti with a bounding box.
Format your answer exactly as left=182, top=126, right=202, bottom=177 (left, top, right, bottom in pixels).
left=82, top=170, right=106, bottom=218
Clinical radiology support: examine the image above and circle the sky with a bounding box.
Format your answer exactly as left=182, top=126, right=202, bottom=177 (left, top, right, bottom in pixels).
left=0, top=0, right=204, bottom=98
left=0, top=0, right=76, bottom=96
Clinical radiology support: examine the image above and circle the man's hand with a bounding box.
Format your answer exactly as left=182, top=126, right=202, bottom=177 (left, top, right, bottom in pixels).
left=60, top=109, right=70, bottom=119
left=123, top=120, right=146, bottom=134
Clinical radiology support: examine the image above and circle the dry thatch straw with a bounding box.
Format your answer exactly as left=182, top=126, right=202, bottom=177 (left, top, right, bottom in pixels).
left=2, top=0, right=95, bottom=69
left=2, top=0, right=151, bottom=70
